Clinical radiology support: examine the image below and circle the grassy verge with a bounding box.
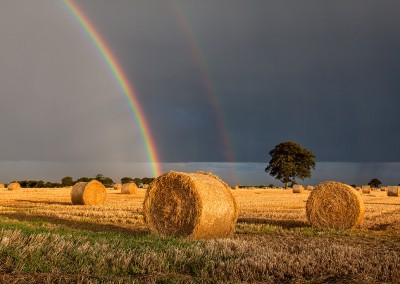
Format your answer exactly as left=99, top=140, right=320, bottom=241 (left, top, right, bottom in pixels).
left=1, top=218, right=400, bottom=283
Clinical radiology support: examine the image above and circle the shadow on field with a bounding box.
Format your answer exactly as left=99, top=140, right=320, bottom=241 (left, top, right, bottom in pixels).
left=16, top=199, right=71, bottom=206
left=0, top=212, right=149, bottom=236
left=237, top=217, right=309, bottom=229
left=365, top=202, right=400, bottom=206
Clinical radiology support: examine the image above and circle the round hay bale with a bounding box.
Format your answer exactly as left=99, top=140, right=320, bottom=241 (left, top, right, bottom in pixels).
left=121, top=183, right=138, bottom=195
left=361, top=185, right=371, bottom=194
left=142, top=184, right=149, bottom=189
left=0, top=184, right=4, bottom=189
left=381, top=187, right=387, bottom=192
left=143, top=171, right=238, bottom=239
left=306, top=185, right=314, bottom=191
left=71, top=180, right=106, bottom=205
left=387, top=186, right=399, bottom=197
left=306, top=181, right=365, bottom=229
left=7, top=182, right=21, bottom=191
left=292, top=184, right=304, bottom=193
left=113, top=183, right=122, bottom=190
left=233, top=185, right=239, bottom=190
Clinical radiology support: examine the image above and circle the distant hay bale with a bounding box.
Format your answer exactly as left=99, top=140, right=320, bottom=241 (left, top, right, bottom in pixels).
left=71, top=180, right=106, bottom=205
left=355, top=187, right=361, bottom=191
left=233, top=185, right=239, bottom=190
left=381, top=187, right=387, bottom=192
left=142, top=184, right=149, bottom=189
left=113, top=183, right=122, bottom=190
left=143, top=171, right=238, bottom=239
left=121, top=183, right=138, bottom=195
left=362, top=186, right=371, bottom=194
left=387, top=186, right=399, bottom=197
left=306, top=185, right=314, bottom=191
left=292, top=185, right=304, bottom=193
left=306, top=181, right=365, bottom=230
left=7, top=182, right=20, bottom=191
left=0, top=184, right=4, bottom=189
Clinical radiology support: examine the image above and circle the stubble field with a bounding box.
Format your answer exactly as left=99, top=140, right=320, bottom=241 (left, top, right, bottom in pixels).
left=0, top=187, right=400, bottom=283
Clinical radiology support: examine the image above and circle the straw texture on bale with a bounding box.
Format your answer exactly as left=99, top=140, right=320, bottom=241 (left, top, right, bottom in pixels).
left=387, top=186, right=399, bottom=197
left=292, top=185, right=304, bottom=193
left=306, top=181, right=365, bottom=229
left=121, top=183, right=138, bottom=195
left=71, top=180, right=106, bottom=205
left=113, top=183, right=122, bottom=190
left=7, top=182, right=20, bottom=191
left=306, top=185, right=314, bottom=191
left=362, top=186, right=371, bottom=194
left=143, top=171, right=238, bottom=239
left=0, top=184, right=4, bottom=188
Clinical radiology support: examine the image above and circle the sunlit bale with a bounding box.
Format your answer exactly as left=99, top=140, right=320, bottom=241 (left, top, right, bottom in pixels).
left=113, top=183, right=122, bottom=190
left=233, top=185, right=239, bottom=190
left=292, top=185, right=304, bottom=193
left=71, top=180, right=106, bottom=205
left=306, top=185, right=314, bottom=191
left=0, top=184, right=4, bottom=189
left=355, top=187, right=361, bottom=191
left=143, top=171, right=238, bottom=239
left=121, top=182, right=138, bottom=195
left=142, top=184, right=149, bottom=189
left=361, top=186, right=371, bottom=194
left=7, top=182, right=21, bottom=191
left=387, top=186, right=399, bottom=197
left=306, top=181, right=365, bottom=230
left=381, top=187, right=387, bottom=192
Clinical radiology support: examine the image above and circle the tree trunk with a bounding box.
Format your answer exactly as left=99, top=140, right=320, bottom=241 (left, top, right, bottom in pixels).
left=285, top=182, right=288, bottom=189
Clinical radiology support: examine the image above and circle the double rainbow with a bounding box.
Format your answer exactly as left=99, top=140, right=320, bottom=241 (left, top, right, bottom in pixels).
left=63, top=0, right=162, bottom=177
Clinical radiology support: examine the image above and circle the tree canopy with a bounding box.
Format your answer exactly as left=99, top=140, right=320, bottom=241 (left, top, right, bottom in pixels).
left=368, top=178, right=382, bottom=188
left=265, top=141, right=316, bottom=188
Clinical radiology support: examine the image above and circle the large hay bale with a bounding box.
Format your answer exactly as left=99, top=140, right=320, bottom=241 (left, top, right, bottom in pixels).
left=7, top=182, right=20, bottom=191
left=292, top=184, right=304, bottom=193
left=113, top=183, right=122, bottom=190
left=143, top=171, right=238, bottom=239
left=0, top=184, right=4, bottom=189
left=387, top=186, right=399, bottom=197
left=361, top=185, right=371, bottom=194
left=121, top=183, right=138, bottom=195
left=71, top=180, right=106, bottom=205
left=306, top=185, right=314, bottom=191
left=306, top=181, right=365, bottom=230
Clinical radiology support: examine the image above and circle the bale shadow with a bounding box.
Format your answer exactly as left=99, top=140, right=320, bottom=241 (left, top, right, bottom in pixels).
left=365, top=202, right=400, bottom=206
left=237, top=217, right=309, bottom=229
left=15, top=200, right=71, bottom=206
left=0, top=212, right=149, bottom=237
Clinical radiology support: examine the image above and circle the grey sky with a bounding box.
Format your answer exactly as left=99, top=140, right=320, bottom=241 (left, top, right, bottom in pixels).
left=1, top=1, right=400, bottom=182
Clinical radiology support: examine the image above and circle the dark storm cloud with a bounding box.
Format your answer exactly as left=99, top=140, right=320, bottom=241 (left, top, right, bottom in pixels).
left=74, top=0, right=400, bottom=163
left=1, top=1, right=400, bottom=166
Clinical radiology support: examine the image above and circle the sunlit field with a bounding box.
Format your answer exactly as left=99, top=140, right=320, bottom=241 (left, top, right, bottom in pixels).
left=1, top=187, right=400, bottom=283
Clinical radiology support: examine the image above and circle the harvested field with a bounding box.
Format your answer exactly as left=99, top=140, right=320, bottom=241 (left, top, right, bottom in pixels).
left=0, top=187, right=400, bottom=283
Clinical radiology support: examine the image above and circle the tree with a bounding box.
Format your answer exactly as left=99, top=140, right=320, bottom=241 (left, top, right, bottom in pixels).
left=61, top=176, right=74, bottom=187
left=121, top=177, right=134, bottom=184
left=368, top=178, right=382, bottom=188
left=265, top=141, right=316, bottom=189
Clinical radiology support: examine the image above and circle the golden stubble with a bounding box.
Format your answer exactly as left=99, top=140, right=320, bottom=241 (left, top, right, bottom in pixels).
left=0, top=186, right=399, bottom=232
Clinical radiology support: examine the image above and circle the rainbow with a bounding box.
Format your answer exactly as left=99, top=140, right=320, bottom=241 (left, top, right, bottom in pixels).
left=63, top=0, right=162, bottom=177
left=169, top=0, right=235, bottom=163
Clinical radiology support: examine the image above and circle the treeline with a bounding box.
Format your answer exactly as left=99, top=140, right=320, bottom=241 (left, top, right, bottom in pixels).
left=8, top=174, right=155, bottom=188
